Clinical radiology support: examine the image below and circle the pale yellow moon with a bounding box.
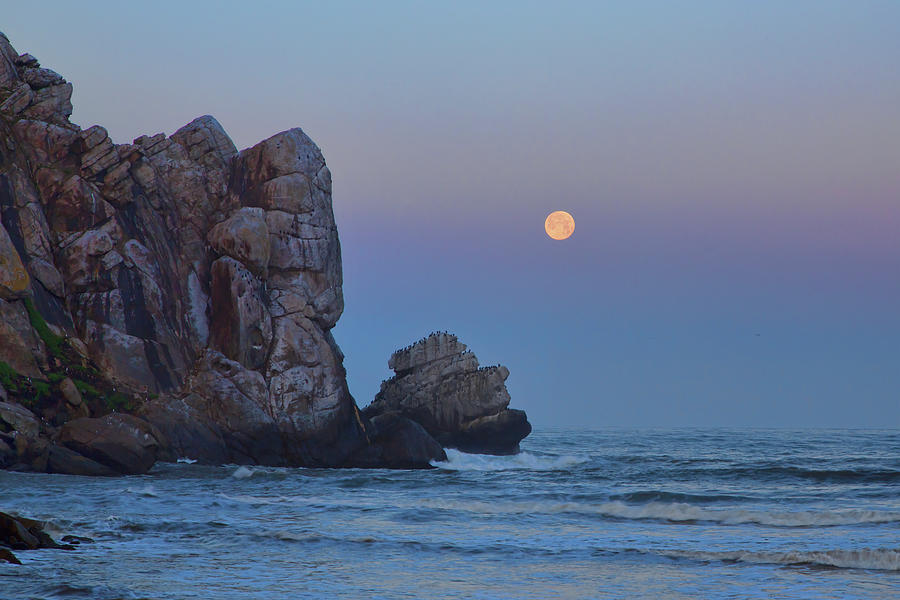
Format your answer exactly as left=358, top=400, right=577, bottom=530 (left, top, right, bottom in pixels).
left=544, top=210, right=575, bottom=240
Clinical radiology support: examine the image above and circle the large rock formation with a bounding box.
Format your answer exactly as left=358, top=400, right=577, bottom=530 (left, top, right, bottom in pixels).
left=363, top=333, right=532, bottom=454
left=0, top=33, right=372, bottom=470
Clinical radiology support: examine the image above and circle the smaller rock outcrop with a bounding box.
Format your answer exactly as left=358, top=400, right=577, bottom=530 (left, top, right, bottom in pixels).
left=363, top=333, right=531, bottom=455
left=349, top=412, right=447, bottom=469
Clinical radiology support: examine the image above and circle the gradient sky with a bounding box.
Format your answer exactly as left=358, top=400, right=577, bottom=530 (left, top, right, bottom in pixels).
left=5, top=1, right=899, bottom=427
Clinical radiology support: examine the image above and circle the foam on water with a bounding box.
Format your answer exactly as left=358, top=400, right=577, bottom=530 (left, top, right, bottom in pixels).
left=432, top=448, right=588, bottom=471
left=231, top=466, right=258, bottom=479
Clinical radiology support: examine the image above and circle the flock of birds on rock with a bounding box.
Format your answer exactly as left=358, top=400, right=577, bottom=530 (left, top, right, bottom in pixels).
left=394, top=331, right=457, bottom=354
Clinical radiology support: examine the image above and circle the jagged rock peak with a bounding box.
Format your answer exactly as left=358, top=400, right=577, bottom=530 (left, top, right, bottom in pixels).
left=389, top=331, right=468, bottom=372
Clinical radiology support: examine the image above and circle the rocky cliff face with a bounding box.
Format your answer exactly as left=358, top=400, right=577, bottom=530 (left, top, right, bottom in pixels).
left=363, top=333, right=531, bottom=454
left=0, top=33, right=367, bottom=468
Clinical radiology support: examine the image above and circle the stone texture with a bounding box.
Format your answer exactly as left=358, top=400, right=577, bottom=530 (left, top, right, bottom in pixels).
left=0, top=222, right=29, bottom=299
left=0, top=83, right=32, bottom=116
left=0, top=400, right=39, bottom=437
left=47, top=443, right=117, bottom=476
left=349, top=412, right=447, bottom=469
left=59, top=377, right=82, bottom=406
left=22, top=83, right=72, bottom=124
left=209, top=257, right=272, bottom=370
left=0, top=511, right=75, bottom=560
left=363, top=333, right=532, bottom=455
left=58, top=414, right=164, bottom=475
left=0, top=299, right=43, bottom=377
left=207, top=207, right=269, bottom=276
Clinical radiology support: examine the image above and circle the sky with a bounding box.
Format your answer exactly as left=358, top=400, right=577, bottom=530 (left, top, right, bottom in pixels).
left=4, top=1, right=899, bottom=428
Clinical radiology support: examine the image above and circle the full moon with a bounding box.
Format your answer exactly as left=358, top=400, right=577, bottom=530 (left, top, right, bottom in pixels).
left=544, top=210, right=575, bottom=240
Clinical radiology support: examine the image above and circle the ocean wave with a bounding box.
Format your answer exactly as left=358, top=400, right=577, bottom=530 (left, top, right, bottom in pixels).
left=590, top=501, right=900, bottom=527
left=610, top=490, right=753, bottom=504
left=666, top=548, right=900, bottom=571
left=218, top=493, right=292, bottom=505
left=37, top=583, right=140, bottom=599
left=461, top=500, right=900, bottom=527
left=784, top=467, right=900, bottom=484
left=215, top=492, right=900, bottom=528
left=431, top=449, right=588, bottom=471
left=231, top=466, right=259, bottom=479
left=659, top=465, right=900, bottom=484
left=123, top=484, right=159, bottom=498
left=176, top=457, right=197, bottom=464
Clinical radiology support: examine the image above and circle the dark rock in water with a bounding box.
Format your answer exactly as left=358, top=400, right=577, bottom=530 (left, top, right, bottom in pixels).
left=350, top=412, right=447, bottom=469
left=58, top=414, right=164, bottom=474
left=0, top=547, right=21, bottom=564
left=363, top=333, right=532, bottom=455
left=0, top=511, right=39, bottom=549
left=0, top=511, right=73, bottom=555
left=448, top=408, right=532, bottom=455
left=60, top=534, right=93, bottom=545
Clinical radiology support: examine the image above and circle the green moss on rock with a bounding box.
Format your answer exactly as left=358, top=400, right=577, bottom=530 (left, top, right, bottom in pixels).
left=22, top=297, right=65, bottom=358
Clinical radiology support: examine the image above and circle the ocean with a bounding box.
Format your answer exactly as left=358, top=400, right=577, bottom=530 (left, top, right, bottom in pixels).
left=1, top=429, right=898, bottom=599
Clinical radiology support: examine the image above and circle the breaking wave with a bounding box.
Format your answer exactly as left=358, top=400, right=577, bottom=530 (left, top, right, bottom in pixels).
left=231, top=466, right=259, bottom=479
left=431, top=449, right=588, bottom=471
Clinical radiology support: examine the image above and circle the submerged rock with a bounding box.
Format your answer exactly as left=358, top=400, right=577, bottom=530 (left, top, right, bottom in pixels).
left=363, top=333, right=531, bottom=455
left=0, top=511, right=76, bottom=564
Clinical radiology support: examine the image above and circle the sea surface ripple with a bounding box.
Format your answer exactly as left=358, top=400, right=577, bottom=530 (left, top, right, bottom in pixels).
left=1, top=429, right=898, bottom=599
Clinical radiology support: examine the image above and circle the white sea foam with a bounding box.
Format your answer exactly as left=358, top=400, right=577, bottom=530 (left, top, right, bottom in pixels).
left=432, top=449, right=588, bottom=471
left=231, top=466, right=257, bottom=479
left=176, top=457, right=197, bottom=464
left=667, top=548, right=900, bottom=571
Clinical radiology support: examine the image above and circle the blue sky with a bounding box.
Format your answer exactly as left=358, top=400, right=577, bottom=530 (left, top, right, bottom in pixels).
left=5, top=1, right=899, bottom=427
